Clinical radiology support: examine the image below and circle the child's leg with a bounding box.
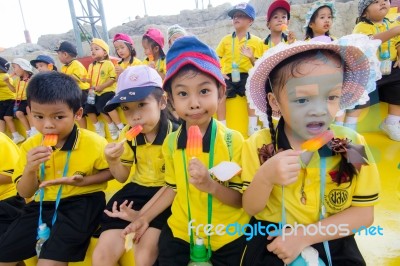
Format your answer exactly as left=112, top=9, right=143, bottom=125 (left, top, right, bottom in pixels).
left=217, top=95, right=227, bottom=123
left=15, top=112, right=30, bottom=132
left=4, top=116, right=17, bottom=133
left=107, top=110, right=122, bottom=127
left=92, top=229, right=125, bottom=266
left=37, top=260, right=67, bottom=266
left=102, top=112, right=121, bottom=140
left=158, top=225, right=190, bottom=266
left=247, top=105, right=260, bottom=136
left=0, top=119, right=5, bottom=133
left=134, top=227, right=161, bottom=266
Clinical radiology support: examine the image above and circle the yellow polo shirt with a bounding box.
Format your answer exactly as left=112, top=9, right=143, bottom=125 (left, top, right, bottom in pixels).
left=216, top=32, right=264, bottom=74
left=118, top=58, right=142, bottom=69
left=0, top=132, right=20, bottom=200
left=61, top=59, right=90, bottom=90
left=120, top=119, right=175, bottom=187
left=353, top=18, right=400, bottom=61
left=87, top=60, right=117, bottom=95
left=13, top=126, right=109, bottom=201
left=13, top=78, right=29, bottom=101
left=142, top=57, right=166, bottom=75
left=0, top=73, right=15, bottom=101
left=164, top=119, right=250, bottom=250
left=242, top=121, right=380, bottom=225
left=263, top=34, right=288, bottom=52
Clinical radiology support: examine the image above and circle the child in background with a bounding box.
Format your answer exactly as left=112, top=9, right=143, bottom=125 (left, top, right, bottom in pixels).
left=55, top=41, right=90, bottom=129
left=92, top=66, right=177, bottom=266
left=122, top=36, right=250, bottom=266
left=0, top=132, right=24, bottom=236
left=30, top=55, right=57, bottom=72
left=216, top=2, right=264, bottom=137
left=348, top=0, right=400, bottom=140
left=0, top=57, right=16, bottom=135
left=113, top=33, right=142, bottom=77
left=85, top=38, right=124, bottom=140
left=167, top=24, right=187, bottom=47
left=264, top=0, right=295, bottom=52
left=241, top=36, right=380, bottom=265
left=0, top=71, right=112, bottom=265
left=3, top=58, right=37, bottom=142
left=142, top=28, right=166, bottom=79
left=304, top=0, right=336, bottom=41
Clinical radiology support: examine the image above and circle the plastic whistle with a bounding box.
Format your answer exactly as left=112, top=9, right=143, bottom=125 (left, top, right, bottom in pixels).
left=301, top=130, right=334, bottom=152
left=42, top=134, right=58, bottom=147
left=120, top=125, right=143, bottom=143
left=186, top=125, right=203, bottom=158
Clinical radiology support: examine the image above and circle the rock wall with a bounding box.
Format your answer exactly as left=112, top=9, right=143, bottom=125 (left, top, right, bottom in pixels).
left=0, top=0, right=359, bottom=65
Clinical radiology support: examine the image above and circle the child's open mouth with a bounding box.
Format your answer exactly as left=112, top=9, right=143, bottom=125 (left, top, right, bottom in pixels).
left=306, top=121, right=325, bottom=134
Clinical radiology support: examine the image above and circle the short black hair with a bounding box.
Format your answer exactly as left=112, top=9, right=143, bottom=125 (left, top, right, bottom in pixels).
left=27, top=72, right=82, bottom=113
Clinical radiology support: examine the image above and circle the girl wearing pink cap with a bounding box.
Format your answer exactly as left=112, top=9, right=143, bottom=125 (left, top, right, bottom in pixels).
left=142, top=28, right=166, bottom=79
left=113, top=33, right=142, bottom=77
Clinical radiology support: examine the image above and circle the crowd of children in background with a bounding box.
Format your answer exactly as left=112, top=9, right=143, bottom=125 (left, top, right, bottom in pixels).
left=0, top=0, right=397, bottom=265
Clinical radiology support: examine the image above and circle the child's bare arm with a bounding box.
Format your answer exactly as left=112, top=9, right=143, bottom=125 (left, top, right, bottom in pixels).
left=39, top=169, right=112, bottom=188
left=3, top=78, right=16, bottom=92
left=0, top=174, right=12, bottom=185
left=17, top=146, right=52, bottom=198
left=266, top=206, right=374, bottom=265
left=95, top=78, right=115, bottom=93
left=372, top=25, right=400, bottom=43
left=104, top=142, right=131, bottom=183
left=243, top=149, right=302, bottom=216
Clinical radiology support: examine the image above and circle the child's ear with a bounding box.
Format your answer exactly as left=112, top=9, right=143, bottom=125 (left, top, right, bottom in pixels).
left=154, top=46, right=160, bottom=54
left=160, top=93, right=168, bottom=110
left=267, top=92, right=280, bottom=113
left=218, top=85, right=226, bottom=101
left=266, top=21, right=271, bottom=29
left=74, top=107, right=83, bottom=121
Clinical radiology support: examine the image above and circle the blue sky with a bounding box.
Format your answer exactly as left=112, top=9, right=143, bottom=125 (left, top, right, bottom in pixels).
left=0, top=0, right=235, bottom=48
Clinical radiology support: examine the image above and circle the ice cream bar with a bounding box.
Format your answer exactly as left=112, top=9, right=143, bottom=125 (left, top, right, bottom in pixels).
left=148, top=54, right=154, bottom=61
left=186, top=125, right=202, bottom=158
left=43, top=134, right=58, bottom=147
left=124, top=232, right=135, bottom=251
left=281, top=24, right=288, bottom=33
left=301, top=130, right=334, bottom=152
left=125, top=125, right=143, bottom=141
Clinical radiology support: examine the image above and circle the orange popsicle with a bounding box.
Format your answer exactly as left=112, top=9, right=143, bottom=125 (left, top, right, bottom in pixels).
left=125, top=125, right=143, bottom=141
left=148, top=54, right=154, bottom=61
left=186, top=125, right=202, bottom=158
left=43, top=134, right=58, bottom=147
left=301, top=130, right=334, bottom=152
left=281, top=24, right=288, bottom=33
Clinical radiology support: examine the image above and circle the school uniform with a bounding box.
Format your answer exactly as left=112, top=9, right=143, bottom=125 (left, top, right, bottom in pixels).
left=143, top=56, right=166, bottom=76
left=60, top=59, right=90, bottom=107
left=263, top=33, right=288, bottom=52
left=158, top=119, right=250, bottom=266
left=240, top=120, right=380, bottom=266
left=100, top=119, right=176, bottom=232
left=353, top=18, right=400, bottom=105
left=0, top=132, right=24, bottom=235
left=0, top=126, right=109, bottom=262
left=0, top=73, right=15, bottom=120
left=10, top=77, right=28, bottom=115
left=216, top=32, right=263, bottom=98
left=85, top=60, right=117, bottom=115
left=117, top=57, right=142, bottom=69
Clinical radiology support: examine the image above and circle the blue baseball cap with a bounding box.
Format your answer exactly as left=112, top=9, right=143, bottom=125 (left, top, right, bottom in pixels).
left=104, top=65, right=162, bottom=112
left=30, top=55, right=56, bottom=67
left=163, top=36, right=225, bottom=91
left=54, top=41, right=78, bottom=57
left=228, top=2, right=256, bottom=20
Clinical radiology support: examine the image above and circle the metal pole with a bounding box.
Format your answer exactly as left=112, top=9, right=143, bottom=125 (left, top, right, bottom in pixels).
left=143, top=0, right=148, bottom=16
left=68, top=0, right=84, bottom=56
left=87, top=0, right=99, bottom=38
left=97, top=0, right=109, bottom=42
left=18, top=0, right=31, bottom=43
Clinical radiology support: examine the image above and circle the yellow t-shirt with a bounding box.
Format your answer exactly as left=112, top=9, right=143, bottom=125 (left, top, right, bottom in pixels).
left=87, top=60, right=117, bottom=95
left=118, top=57, right=142, bottom=69
left=120, top=119, right=175, bottom=187
left=0, top=73, right=15, bottom=101
left=13, top=77, right=28, bottom=101
left=13, top=126, right=109, bottom=201
left=263, top=33, right=289, bottom=52
left=242, top=122, right=380, bottom=225
left=164, top=119, right=250, bottom=250
left=353, top=19, right=400, bottom=61
left=61, top=59, right=90, bottom=90
left=142, top=57, right=166, bottom=75
left=216, top=32, right=264, bottom=74
left=0, top=132, right=20, bottom=200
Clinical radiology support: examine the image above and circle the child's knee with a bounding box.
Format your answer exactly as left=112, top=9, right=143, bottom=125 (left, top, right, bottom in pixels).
left=15, top=111, right=24, bottom=119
